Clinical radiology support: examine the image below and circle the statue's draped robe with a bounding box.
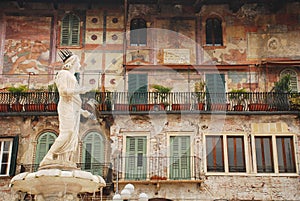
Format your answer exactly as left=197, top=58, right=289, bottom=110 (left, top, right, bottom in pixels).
left=40, top=69, right=81, bottom=168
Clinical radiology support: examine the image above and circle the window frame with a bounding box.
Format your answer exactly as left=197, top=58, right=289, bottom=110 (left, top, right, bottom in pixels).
left=204, top=133, right=249, bottom=175
left=129, top=18, right=147, bottom=47
left=81, top=131, right=106, bottom=176
left=252, top=134, right=298, bottom=175
left=0, top=136, right=18, bottom=177
left=280, top=68, right=298, bottom=92
left=202, top=15, right=226, bottom=49
left=59, top=13, right=82, bottom=48
left=35, top=131, right=57, bottom=167
left=122, top=132, right=150, bottom=180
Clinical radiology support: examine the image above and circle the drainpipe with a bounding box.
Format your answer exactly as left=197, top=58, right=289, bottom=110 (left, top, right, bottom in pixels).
left=123, top=0, right=128, bottom=92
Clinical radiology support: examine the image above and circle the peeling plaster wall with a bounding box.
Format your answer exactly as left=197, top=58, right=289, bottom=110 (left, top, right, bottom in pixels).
left=110, top=114, right=300, bottom=200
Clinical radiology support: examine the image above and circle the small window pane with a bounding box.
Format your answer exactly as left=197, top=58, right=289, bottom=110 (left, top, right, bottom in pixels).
left=130, top=18, right=147, bottom=46
left=227, top=136, right=246, bottom=172
left=3, top=141, right=10, bottom=151
left=0, top=139, right=13, bottom=176
left=205, top=18, right=223, bottom=46
left=276, top=136, right=296, bottom=173
left=2, top=153, right=9, bottom=163
left=255, top=136, right=274, bottom=173
left=1, top=164, right=7, bottom=174
left=206, top=136, right=224, bottom=172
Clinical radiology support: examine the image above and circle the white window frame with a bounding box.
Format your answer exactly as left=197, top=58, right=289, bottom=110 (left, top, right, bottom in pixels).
left=0, top=138, right=13, bottom=176
left=251, top=134, right=298, bottom=176
left=204, top=133, right=249, bottom=176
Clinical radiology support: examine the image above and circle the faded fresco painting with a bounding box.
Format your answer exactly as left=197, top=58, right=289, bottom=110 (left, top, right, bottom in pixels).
left=3, top=16, right=52, bottom=85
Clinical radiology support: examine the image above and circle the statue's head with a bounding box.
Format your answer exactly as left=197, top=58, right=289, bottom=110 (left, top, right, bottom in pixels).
left=58, top=49, right=81, bottom=72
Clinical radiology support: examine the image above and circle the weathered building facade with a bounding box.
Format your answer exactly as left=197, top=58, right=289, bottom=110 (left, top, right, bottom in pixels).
left=0, top=0, right=300, bottom=200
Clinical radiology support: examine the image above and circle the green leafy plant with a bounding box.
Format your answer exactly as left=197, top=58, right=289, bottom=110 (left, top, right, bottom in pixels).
left=150, top=84, right=172, bottom=106
left=7, top=85, right=28, bottom=93
left=272, top=74, right=292, bottom=110
left=47, top=83, right=58, bottom=92
left=229, top=88, right=248, bottom=105
left=194, top=79, right=206, bottom=103
left=7, top=85, right=28, bottom=106
left=273, top=74, right=291, bottom=93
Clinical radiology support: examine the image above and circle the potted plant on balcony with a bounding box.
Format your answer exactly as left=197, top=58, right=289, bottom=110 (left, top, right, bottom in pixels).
left=46, top=83, right=59, bottom=112
left=271, top=74, right=292, bottom=111
left=8, top=85, right=28, bottom=112
left=95, top=90, right=112, bottom=111
left=150, top=84, right=172, bottom=110
left=194, top=79, right=206, bottom=110
left=24, top=87, right=47, bottom=112
left=229, top=88, right=248, bottom=111
left=0, top=88, right=10, bottom=112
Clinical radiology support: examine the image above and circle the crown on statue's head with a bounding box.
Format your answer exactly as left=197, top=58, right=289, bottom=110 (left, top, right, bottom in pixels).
left=58, top=49, right=73, bottom=63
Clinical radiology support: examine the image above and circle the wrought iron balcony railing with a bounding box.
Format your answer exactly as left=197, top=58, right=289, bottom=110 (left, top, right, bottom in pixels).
left=0, top=91, right=299, bottom=113
left=113, top=156, right=202, bottom=181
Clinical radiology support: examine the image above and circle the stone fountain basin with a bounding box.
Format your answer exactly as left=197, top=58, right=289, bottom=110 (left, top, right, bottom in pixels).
left=10, top=169, right=106, bottom=195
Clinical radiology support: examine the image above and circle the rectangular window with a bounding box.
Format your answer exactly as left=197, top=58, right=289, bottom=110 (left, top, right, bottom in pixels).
left=0, top=139, right=13, bottom=176
left=125, top=136, right=147, bottom=180
left=255, top=136, right=274, bottom=173
left=227, top=136, right=246, bottom=172
left=170, top=136, right=191, bottom=179
left=276, top=136, right=296, bottom=173
left=206, top=136, right=224, bottom=172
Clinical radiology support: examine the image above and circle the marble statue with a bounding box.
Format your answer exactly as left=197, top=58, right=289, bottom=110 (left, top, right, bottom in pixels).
left=39, top=49, right=92, bottom=170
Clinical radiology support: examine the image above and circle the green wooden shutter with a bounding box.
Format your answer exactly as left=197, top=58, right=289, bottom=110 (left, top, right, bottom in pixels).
left=61, top=14, right=80, bottom=46
left=61, top=15, right=70, bottom=46
left=128, top=74, right=148, bottom=104
left=206, top=74, right=226, bottom=104
left=71, top=15, right=80, bottom=45
left=35, top=132, right=56, bottom=166
left=125, top=136, right=147, bottom=180
left=82, top=132, right=105, bottom=176
left=9, top=135, right=19, bottom=176
left=170, top=136, right=190, bottom=180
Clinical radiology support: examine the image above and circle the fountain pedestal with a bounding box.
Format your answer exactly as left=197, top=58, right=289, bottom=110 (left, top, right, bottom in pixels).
left=10, top=169, right=106, bottom=201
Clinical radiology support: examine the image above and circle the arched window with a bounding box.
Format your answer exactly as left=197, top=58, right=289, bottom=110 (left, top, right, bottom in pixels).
left=35, top=132, right=57, bottom=166
left=130, top=18, right=147, bottom=46
left=205, top=18, right=223, bottom=46
left=60, top=13, right=80, bottom=46
left=280, top=69, right=298, bottom=92
left=82, top=131, right=105, bottom=176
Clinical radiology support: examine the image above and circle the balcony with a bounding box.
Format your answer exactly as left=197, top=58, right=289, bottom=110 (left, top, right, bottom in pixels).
left=0, top=91, right=299, bottom=115
left=113, top=156, right=202, bottom=183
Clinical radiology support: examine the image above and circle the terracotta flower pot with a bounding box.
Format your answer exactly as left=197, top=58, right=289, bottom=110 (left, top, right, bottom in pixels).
left=172, top=104, right=190, bottom=110
left=11, top=103, right=23, bottom=112
left=25, top=104, right=45, bottom=112
left=248, top=103, right=269, bottom=111
left=0, top=104, right=9, bottom=112
left=47, top=103, right=57, bottom=112
left=233, top=104, right=244, bottom=111
left=210, top=103, right=229, bottom=111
